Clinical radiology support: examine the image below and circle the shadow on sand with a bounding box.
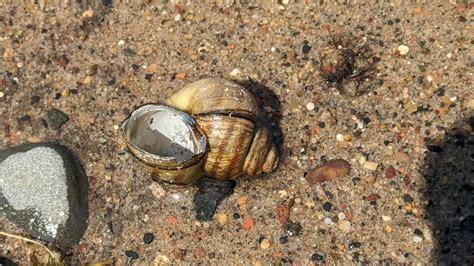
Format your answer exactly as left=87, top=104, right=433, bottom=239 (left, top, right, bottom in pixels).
left=422, top=115, right=474, bottom=264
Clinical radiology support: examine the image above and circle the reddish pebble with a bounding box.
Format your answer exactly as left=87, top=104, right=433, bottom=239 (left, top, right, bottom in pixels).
left=56, top=55, right=69, bottom=66
left=385, top=166, right=397, bottom=179
left=305, top=159, right=351, bottom=184
left=243, top=217, right=254, bottom=230
left=275, top=204, right=290, bottom=224
left=167, top=215, right=177, bottom=225
left=367, top=193, right=380, bottom=202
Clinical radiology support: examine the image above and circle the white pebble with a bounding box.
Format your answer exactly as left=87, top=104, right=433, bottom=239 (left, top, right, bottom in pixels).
left=426, top=75, right=433, bottom=82
left=336, top=133, right=344, bottom=142
left=397, top=45, right=409, bottom=55
left=447, top=53, right=452, bottom=59
left=324, top=217, right=332, bottom=225
left=229, top=68, right=241, bottom=77
left=0, top=91, right=4, bottom=98
left=382, top=215, right=392, bottom=221
left=113, top=125, right=119, bottom=130
left=337, top=212, right=346, bottom=220
left=118, top=40, right=125, bottom=46
left=363, top=161, right=379, bottom=171
left=306, top=102, right=315, bottom=111
left=174, top=14, right=182, bottom=22
left=338, top=220, right=351, bottom=232
left=270, top=47, right=276, bottom=52
left=413, top=235, right=423, bottom=243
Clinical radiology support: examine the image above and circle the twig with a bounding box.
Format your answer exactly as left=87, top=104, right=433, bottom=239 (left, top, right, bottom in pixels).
left=0, top=231, right=60, bottom=263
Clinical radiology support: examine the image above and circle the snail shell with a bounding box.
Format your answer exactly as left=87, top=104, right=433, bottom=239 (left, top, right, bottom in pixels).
left=122, top=78, right=279, bottom=184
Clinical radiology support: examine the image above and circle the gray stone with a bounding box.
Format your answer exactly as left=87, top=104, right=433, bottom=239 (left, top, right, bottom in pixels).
left=0, top=143, right=88, bottom=250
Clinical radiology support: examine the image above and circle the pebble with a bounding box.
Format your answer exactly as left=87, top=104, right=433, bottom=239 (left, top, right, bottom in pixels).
left=324, top=217, right=333, bottom=225
left=305, top=102, right=315, bottom=111
left=337, top=212, right=346, bottom=220
left=367, top=175, right=376, bottom=184
left=175, top=72, right=187, bottom=80
left=305, top=159, right=351, bottom=184
left=363, top=161, right=379, bottom=171
left=229, top=68, right=241, bottom=77
left=143, top=233, right=154, bottom=244
left=336, top=133, right=344, bottom=142
left=385, top=166, right=396, bottom=178
left=382, top=215, right=391, bottom=221
left=397, top=45, right=409, bottom=55
left=125, top=250, right=139, bottom=259
left=322, top=202, right=332, bottom=212
left=47, top=108, right=69, bottom=130
left=384, top=225, right=393, bottom=233
left=174, top=14, right=182, bottom=21
left=275, top=204, right=290, bottom=224
left=279, top=235, right=289, bottom=244
left=311, top=253, right=324, bottom=261
left=118, top=39, right=125, bottom=46
left=283, top=221, right=302, bottom=236
left=413, top=235, right=423, bottom=243
left=338, top=220, right=351, bottom=232
left=260, top=239, right=271, bottom=249
left=217, top=213, right=228, bottom=225
left=243, top=217, right=254, bottom=230
left=149, top=182, right=166, bottom=198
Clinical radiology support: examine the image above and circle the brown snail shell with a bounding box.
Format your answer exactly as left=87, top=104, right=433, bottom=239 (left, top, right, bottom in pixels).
left=122, top=78, right=279, bottom=184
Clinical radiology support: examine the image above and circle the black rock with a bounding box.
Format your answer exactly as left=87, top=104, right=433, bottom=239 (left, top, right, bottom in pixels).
left=46, top=108, right=69, bottom=130
left=0, top=143, right=89, bottom=250
left=143, top=232, right=154, bottom=244
left=403, top=194, right=414, bottom=203
left=302, top=41, right=311, bottom=54
left=125, top=250, right=139, bottom=259
left=193, top=177, right=235, bottom=221
left=322, top=202, right=332, bottom=212
left=283, top=221, right=302, bottom=236
left=279, top=235, right=289, bottom=244
left=311, top=253, right=324, bottom=261
left=427, top=145, right=443, bottom=153
left=348, top=241, right=362, bottom=250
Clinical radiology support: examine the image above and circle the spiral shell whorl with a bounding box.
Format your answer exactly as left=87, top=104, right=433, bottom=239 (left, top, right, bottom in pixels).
left=165, top=78, right=279, bottom=180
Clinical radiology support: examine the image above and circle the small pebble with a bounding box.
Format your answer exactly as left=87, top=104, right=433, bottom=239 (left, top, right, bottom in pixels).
left=217, top=213, right=228, bottom=225
left=118, top=40, right=125, bottom=46
left=305, top=102, right=315, bottom=111
left=143, top=233, right=154, bottom=244
left=397, top=45, right=409, bottom=55
left=382, top=215, right=391, bottom=221
left=338, top=220, right=351, bottom=232
left=363, top=161, right=379, bottom=171
left=229, top=68, right=241, bottom=77
left=311, top=253, right=324, bottom=261
left=322, top=202, right=332, bottom=212
left=324, top=217, right=332, bottom=225
left=284, top=221, right=302, bottom=236
left=403, top=194, right=414, bottom=203
left=337, top=212, right=346, bottom=220
left=260, top=239, right=271, bottom=249
left=125, top=250, right=139, bottom=259
left=279, top=235, right=289, bottom=244
left=336, top=133, right=344, bottom=142
left=348, top=241, right=361, bottom=250
left=384, top=225, right=393, bottom=233
left=174, top=14, right=182, bottom=21
left=413, top=235, right=423, bottom=243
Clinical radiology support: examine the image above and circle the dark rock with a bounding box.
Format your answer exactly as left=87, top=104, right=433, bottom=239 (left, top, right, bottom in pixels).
left=0, top=143, right=89, bottom=250
left=46, top=108, right=69, bottom=130
left=283, top=220, right=302, bottom=236
left=193, top=177, right=235, bottom=221
left=414, top=228, right=423, bottom=237
left=232, top=212, right=240, bottom=219
left=322, top=202, right=332, bottom=212
left=122, top=48, right=136, bottom=57
left=311, top=253, right=324, bottom=261
left=30, top=95, right=40, bottom=105
left=125, top=250, right=139, bottom=259
left=143, top=232, right=154, bottom=244
left=348, top=241, right=362, bottom=249
left=279, top=235, right=289, bottom=244
left=403, top=194, right=414, bottom=203
left=302, top=41, right=311, bottom=54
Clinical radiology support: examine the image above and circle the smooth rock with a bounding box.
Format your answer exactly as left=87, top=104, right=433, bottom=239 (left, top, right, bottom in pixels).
left=46, top=109, right=69, bottom=130
left=193, top=178, right=234, bottom=221
left=305, top=159, right=351, bottom=184
left=0, top=143, right=89, bottom=250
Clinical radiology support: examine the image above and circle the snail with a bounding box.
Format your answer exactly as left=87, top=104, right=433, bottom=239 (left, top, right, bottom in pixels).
left=122, top=78, right=279, bottom=184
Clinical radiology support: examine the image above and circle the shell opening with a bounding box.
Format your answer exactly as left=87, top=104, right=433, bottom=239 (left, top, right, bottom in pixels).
left=122, top=104, right=206, bottom=163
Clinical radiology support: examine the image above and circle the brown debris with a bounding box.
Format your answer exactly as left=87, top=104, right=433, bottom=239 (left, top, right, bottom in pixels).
left=305, top=159, right=351, bottom=184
